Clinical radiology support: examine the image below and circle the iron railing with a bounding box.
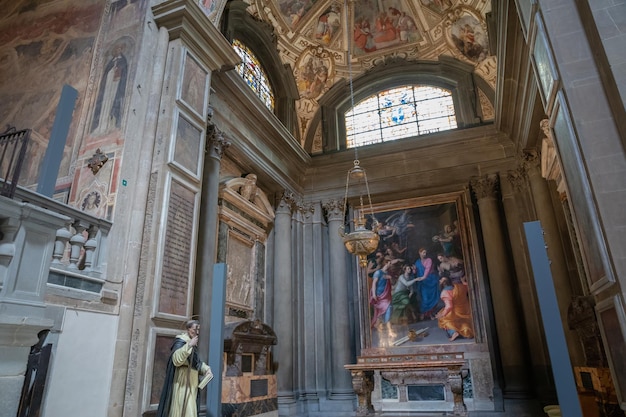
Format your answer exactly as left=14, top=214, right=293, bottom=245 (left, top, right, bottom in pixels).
left=0, top=126, right=31, bottom=198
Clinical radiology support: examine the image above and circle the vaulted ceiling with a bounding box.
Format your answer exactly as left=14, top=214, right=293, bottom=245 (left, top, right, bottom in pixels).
left=217, top=0, right=496, bottom=152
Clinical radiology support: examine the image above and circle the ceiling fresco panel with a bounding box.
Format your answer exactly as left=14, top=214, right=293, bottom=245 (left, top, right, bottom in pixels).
left=250, top=0, right=494, bottom=146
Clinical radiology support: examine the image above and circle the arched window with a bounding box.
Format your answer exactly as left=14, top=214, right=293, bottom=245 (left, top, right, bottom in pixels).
left=232, top=39, right=275, bottom=111
left=345, top=85, right=457, bottom=148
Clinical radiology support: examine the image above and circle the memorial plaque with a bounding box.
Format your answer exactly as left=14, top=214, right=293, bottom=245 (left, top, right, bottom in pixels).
left=151, top=335, right=175, bottom=405
left=158, top=180, right=196, bottom=316
left=225, top=231, right=254, bottom=309
left=250, top=378, right=268, bottom=398
left=173, top=114, right=202, bottom=177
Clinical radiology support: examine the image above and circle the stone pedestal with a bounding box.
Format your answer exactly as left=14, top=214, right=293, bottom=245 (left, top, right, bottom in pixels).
left=0, top=198, right=68, bottom=417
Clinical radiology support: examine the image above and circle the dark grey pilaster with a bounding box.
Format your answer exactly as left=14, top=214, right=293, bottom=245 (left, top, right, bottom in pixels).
left=470, top=174, right=530, bottom=397
left=323, top=199, right=355, bottom=402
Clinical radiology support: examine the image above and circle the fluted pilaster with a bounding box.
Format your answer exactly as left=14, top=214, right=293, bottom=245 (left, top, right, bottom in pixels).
left=322, top=198, right=355, bottom=401
left=470, top=174, right=530, bottom=397
left=302, top=202, right=322, bottom=404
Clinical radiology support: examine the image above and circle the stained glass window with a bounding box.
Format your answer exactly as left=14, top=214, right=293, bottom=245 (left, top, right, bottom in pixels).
left=345, top=85, right=457, bottom=148
left=232, top=39, right=275, bottom=111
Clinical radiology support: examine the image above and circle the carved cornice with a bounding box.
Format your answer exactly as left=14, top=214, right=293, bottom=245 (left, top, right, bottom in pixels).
left=470, top=174, right=500, bottom=201
left=152, top=0, right=240, bottom=71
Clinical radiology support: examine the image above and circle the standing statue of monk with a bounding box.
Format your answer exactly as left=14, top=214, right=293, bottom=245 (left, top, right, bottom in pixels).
left=157, top=320, right=213, bottom=417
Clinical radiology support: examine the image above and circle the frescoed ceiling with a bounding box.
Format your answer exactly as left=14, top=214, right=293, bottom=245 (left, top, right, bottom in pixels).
left=220, top=0, right=495, bottom=150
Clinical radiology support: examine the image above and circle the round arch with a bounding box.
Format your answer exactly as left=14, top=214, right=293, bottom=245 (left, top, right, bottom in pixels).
left=304, top=56, right=492, bottom=154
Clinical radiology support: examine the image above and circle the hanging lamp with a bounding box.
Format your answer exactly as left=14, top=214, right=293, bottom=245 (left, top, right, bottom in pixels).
left=338, top=0, right=379, bottom=268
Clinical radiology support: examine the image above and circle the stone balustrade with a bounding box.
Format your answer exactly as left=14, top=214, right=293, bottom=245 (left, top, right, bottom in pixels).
left=6, top=187, right=112, bottom=298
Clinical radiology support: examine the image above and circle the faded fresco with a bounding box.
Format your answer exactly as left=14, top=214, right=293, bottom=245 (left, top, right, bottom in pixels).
left=419, top=0, right=453, bottom=14
left=0, top=1, right=103, bottom=186
left=313, top=3, right=342, bottom=46
left=76, top=0, right=145, bottom=221
left=0, top=0, right=146, bottom=221
left=90, top=37, right=132, bottom=136
left=362, top=198, right=475, bottom=348
left=448, top=11, right=489, bottom=62
left=353, top=0, right=421, bottom=56
left=278, top=0, right=318, bottom=27
left=295, top=47, right=334, bottom=101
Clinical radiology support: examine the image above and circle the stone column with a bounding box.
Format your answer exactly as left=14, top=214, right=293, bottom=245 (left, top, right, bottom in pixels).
left=273, top=193, right=296, bottom=408
left=196, top=114, right=230, bottom=353
left=522, top=150, right=585, bottom=365
left=501, top=169, right=552, bottom=397
left=323, top=199, right=355, bottom=406
left=470, top=174, right=530, bottom=397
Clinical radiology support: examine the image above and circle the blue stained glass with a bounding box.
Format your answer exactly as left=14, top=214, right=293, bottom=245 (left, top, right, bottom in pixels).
left=233, top=39, right=275, bottom=111
left=345, top=85, right=456, bottom=148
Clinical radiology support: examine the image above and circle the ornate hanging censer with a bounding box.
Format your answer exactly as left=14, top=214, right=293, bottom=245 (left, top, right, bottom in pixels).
left=339, top=159, right=380, bottom=267
left=337, top=0, right=380, bottom=268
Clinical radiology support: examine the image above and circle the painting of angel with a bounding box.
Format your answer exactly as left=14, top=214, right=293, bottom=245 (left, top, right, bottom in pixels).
left=449, top=14, right=489, bottom=62
left=358, top=195, right=476, bottom=349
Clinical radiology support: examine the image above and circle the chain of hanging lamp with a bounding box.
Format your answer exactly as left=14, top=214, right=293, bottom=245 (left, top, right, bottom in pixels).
left=339, top=0, right=380, bottom=267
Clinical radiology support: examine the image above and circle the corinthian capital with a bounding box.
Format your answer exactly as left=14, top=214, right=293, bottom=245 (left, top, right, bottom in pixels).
left=276, top=191, right=296, bottom=214
left=205, top=110, right=230, bottom=159
left=470, top=174, right=500, bottom=200
left=206, top=128, right=230, bottom=159
left=505, top=167, right=527, bottom=193
left=322, top=199, right=346, bottom=221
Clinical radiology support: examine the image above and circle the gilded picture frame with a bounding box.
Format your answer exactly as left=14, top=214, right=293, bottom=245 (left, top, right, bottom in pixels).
left=356, top=192, right=477, bottom=350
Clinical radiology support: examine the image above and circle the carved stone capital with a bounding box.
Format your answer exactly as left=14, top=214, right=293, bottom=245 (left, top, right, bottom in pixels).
left=206, top=125, right=230, bottom=160
left=301, top=202, right=316, bottom=220
left=276, top=191, right=296, bottom=214
left=521, top=149, right=541, bottom=175
left=322, top=199, right=345, bottom=222
left=470, top=174, right=499, bottom=201
left=505, top=167, right=527, bottom=193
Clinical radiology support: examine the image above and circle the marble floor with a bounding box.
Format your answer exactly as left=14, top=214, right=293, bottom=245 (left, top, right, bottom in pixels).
left=304, top=399, right=548, bottom=417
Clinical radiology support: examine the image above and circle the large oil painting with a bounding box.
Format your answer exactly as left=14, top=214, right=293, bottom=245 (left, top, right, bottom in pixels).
left=358, top=194, right=475, bottom=349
